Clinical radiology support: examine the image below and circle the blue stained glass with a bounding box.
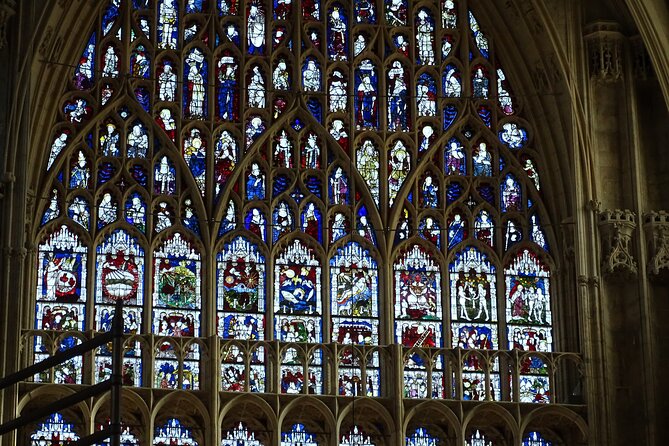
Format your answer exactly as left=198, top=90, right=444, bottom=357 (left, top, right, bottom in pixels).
left=445, top=137, right=466, bottom=175
left=217, top=53, right=239, bottom=121
left=469, top=10, right=490, bottom=59
left=291, top=187, right=305, bottom=203
left=154, top=419, right=198, bottom=446
left=41, top=189, right=60, bottom=225
left=443, top=104, right=458, bottom=130
left=357, top=206, right=376, bottom=245
left=499, top=122, right=528, bottom=149
left=387, top=62, right=410, bottom=132
left=306, top=98, right=323, bottom=123
left=499, top=155, right=506, bottom=172
left=282, top=424, right=318, bottom=446
left=472, top=66, right=490, bottom=98
left=245, top=116, right=266, bottom=148
left=245, top=208, right=266, bottom=241
left=134, top=87, right=151, bottom=112
left=219, top=201, right=236, bottom=236
left=501, top=173, right=522, bottom=212
left=393, top=33, right=410, bottom=57
left=125, top=193, right=147, bottom=232
left=129, top=163, right=148, bottom=186
left=416, top=73, right=437, bottom=117
left=355, top=60, right=379, bottom=130
left=523, top=432, right=552, bottom=446
left=419, top=217, right=441, bottom=248
left=31, top=413, right=80, bottom=444
left=246, top=163, right=266, bottom=200
left=68, top=196, right=90, bottom=229
left=477, top=105, right=492, bottom=128
left=273, top=174, right=290, bottom=197
left=102, top=0, right=120, bottom=36
left=186, top=0, right=205, bottom=13
left=158, top=0, right=179, bottom=50
left=386, top=0, right=407, bottom=25
left=447, top=211, right=466, bottom=249
left=473, top=142, right=493, bottom=176
left=183, top=49, right=208, bottom=119
left=133, top=0, right=149, bottom=9
left=406, top=428, right=438, bottom=446
left=85, top=132, right=93, bottom=149
left=183, top=200, right=200, bottom=235
left=327, top=4, right=348, bottom=61
left=477, top=184, right=495, bottom=205
left=247, top=3, right=266, bottom=55
left=131, top=45, right=151, bottom=79
left=446, top=181, right=463, bottom=204
left=443, top=64, right=462, bottom=97
left=355, top=0, right=376, bottom=23
left=273, top=201, right=294, bottom=242
left=301, top=203, right=322, bottom=242
left=97, top=162, right=115, bottom=184
left=329, top=167, right=350, bottom=205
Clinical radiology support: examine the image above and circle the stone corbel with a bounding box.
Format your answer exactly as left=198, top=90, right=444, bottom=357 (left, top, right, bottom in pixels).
left=643, top=211, right=669, bottom=277
left=0, top=0, right=16, bottom=50
left=597, top=209, right=637, bottom=278
left=584, top=22, right=624, bottom=83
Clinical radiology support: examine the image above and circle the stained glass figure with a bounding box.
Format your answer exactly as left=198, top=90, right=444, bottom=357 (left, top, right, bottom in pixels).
left=182, top=199, right=200, bottom=235
left=472, top=66, right=489, bottom=98
left=273, top=59, right=290, bottom=91
left=354, top=0, right=376, bottom=23
left=183, top=49, right=207, bottom=119
left=223, top=22, right=241, bottom=45
left=282, top=424, right=318, bottom=446
left=101, top=44, right=119, bottom=78
left=36, top=225, right=87, bottom=332
left=158, top=61, right=178, bottom=102
left=471, top=210, right=493, bottom=246
left=154, top=202, right=174, bottom=233
left=125, top=193, right=147, bottom=232
left=153, top=233, right=201, bottom=336
left=340, top=426, right=375, bottom=446
left=273, top=201, right=295, bottom=242
left=98, top=192, right=118, bottom=228
left=450, top=247, right=497, bottom=323
left=330, top=119, right=349, bottom=151
left=74, top=33, right=96, bottom=89
left=246, top=116, right=266, bottom=148
left=444, top=138, right=465, bottom=175
left=248, top=65, right=266, bottom=108
left=157, top=108, right=177, bottom=141
left=523, top=432, right=552, bottom=446
left=468, top=11, right=489, bottom=58
left=301, top=203, right=322, bottom=242
left=466, top=430, right=493, bottom=446
left=302, top=58, right=321, bottom=91
left=443, top=64, right=461, bottom=97
left=99, top=122, right=120, bottom=156
left=354, top=33, right=366, bottom=56
left=246, top=163, right=266, bottom=200
left=214, top=130, right=237, bottom=195
left=127, top=122, right=149, bottom=158
left=130, top=45, right=151, bottom=79
left=388, top=140, right=410, bottom=205
left=330, top=212, right=350, bottom=243
left=393, top=33, right=409, bottom=56
left=386, top=0, right=407, bottom=25
left=519, top=374, right=550, bottom=403
left=418, top=217, right=441, bottom=247
left=217, top=237, right=265, bottom=339
left=355, top=206, right=376, bottom=244
left=273, top=130, right=293, bottom=168
left=30, top=413, right=80, bottom=445
left=447, top=211, right=466, bottom=249
left=406, top=428, right=437, bottom=446
left=356, top=139, right=380, bottom=206
left=63, top=98, right=91, bottom=124
left=501, top=174, right=521, bottom=212
left=416, top=9, right=436, bottom=65
left=41, top=189, right=60, bottom=225
left=419, top=124, right=434, bottom=154
left=442, top=0, right=457, bottom=27
left=497, top=68, right=515, bottom=114
left=219, top=0, right=239, bottom=16
left=394, top=245, right=442, bottom=347
left=329, top=167, right=350, bottom=205
left=472, top=142, right=492, bottom=176
left=247, top=2, right=266, bottom=55
left=219, top=200, right=237, bottom=236
left=245, top=208, right=266, bottom=241
left=273, top=0, right=292, bottom=20
left=68, top=196, right=90, bottom=229
left=331, top=242, right=379, bottom=345
left=274, top=240, right=321, bottom=341
left=328, top=5, right=348, bottom=61
left=158, top=0, right=179, bottom=49
left=300, top=132, right=321, bottom=169
left=387, top=62, right=409, bottom=132
left=307, top=28, right=321, bottom=50
left=395, top=208, right=411, bottom=243
left=499, top=122, right=527, bottom=149
left=154, top=419, right=198, bottom=446
left=421, top=173, right=439, bottom=208
left=222, top=423, right=263, bottom=446
left=416, top=73, right=437, bottom=117
left=442, top=34, right=454, bottom=58
left=523, top=156, right=540, bottom=190
left=183, top=128, right=206, bottom=195
left=155, top=156, right=177, bottom=195
left=302, top=0, right=320, bottom=20
left=217, top=55, right=239, bottom=121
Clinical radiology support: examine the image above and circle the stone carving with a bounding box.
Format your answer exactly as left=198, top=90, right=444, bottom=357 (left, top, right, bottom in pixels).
left=598, top=208, right=637, bottom=278
left=0, top=0, right=16, bottom=50
left=644, top=211, right=669, bottom=276
left=584, top=22, right=624, bottom=82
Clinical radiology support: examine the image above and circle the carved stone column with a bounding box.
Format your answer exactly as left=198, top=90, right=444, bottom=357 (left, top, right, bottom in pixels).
left=0, top=0, right=16, bottom=50
left=597, top=208, right=638, bottom=278
left=643, top=211, right=669, bottom=277
left=584, top=21, right=624, bottom=83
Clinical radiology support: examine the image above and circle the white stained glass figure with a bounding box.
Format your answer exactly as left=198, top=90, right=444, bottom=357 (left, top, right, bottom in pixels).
left=387, top=61, right=408, bottom=132
left=42, top=189, right=60, bottom=224
left=155, top=202, right=173, bottom=232
left=246, top=163, right=265, bottom=200
left=215, top=131, right=237, bottom=194
left=100, top=123, right=120, bottom=156
left=157, top=156, right=176, bottom=194
left=158, top=108, right=177, bottom=141
left=98, top=193, right=118, bottom=226
left=220, top=200, right=236, bottom=234
left=248, top=66, right=266, bottom=108
left=159, top=63, right=177, bottom=102
left=422, top=175, right=438, bottom=207
left=505, top=220, right=521, bottom=251
left=417, top=83, right=436, bottom=117
left=354, top=34, right=366, bottom=56
left=159, top=0, right=178, bottom=49
left=126, top=195, right=146, bottom=230
left=329, top=70, right=347, bottom=112
left=47, top=133, right=68, bottom=170
left=442, top=0, right=456, bottom=27
left=282, top=424, right=318, bottom=446
left=524, top=158, right=540, bottom=190
left=416, top=9, right=435, bottom=65
left=419, top=125, right=434, bottom=153
left=472, top=67, right=489, bottom=98
left=274, top=130, right=292, bottom=167
left=442, top=35, right=452, bottom=58
left=444, top=66, right=461, bottom=97
left=500, top=122, right=526, bottom=149
left=467, top=430, right=493, bottom=446
left=127, top=124, right=149, bottom=158
left=222, top=423, right=263, bottom=446
left=330, top=167, right=349, bottom=205
left=140, top=16, right=150, bottom=36
left=273, top=59, right=290, bottom=90
left=69, top=197, right=90, bottom=228
left=469, top=11, right=489, bottom=57
left=31, top=413, right=80, bottom=445
left=303, top=133, right=320, bottom=169
left=357, top=139, right=380, bottom=206
left=331, top=213, right=347, bottom=242
left=340, top=426, right=375, bottom=446
left=450, top=248, right=496, bottom=323
left=388, top=140, right=410, bottom=205
left=472, top=142, right=492, bottom=176
left=185, top=50, right=206, bottom=118
left=303, top=59, right=321, bottom=91
left=247, top=4, right=266, bottom=55
left=530, top=215, right=547, bottom=250
left=102, top=46, right=119, bottom=77
left=501, top=176, right=521, bottom=211
left=497, top=69, right=514, bottom=114
left=475, top=210, right=493, bottom=246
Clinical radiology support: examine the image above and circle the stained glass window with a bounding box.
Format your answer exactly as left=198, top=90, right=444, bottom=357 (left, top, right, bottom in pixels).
left=222, top=423, right=263, bottom=446
left=282, top=424, right=317, bottom=446
left=31, top=413, right=80, bottom=445
left=340, top=427, right=375, bottom=446
left=406, top=428, right=438, bottom=446
left=154, top=419, right=198, bottom=446
left=523, top=432, right=552, bottom=446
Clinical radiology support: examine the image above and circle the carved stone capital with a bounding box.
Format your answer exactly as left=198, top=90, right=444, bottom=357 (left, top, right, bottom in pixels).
left=598, top=209, right=637, bottom=278
left=0, top=0, right=16, bottom=50
left=643, top=211, right=669, bottom=277
left=584, top=22, right=624, bottom=83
